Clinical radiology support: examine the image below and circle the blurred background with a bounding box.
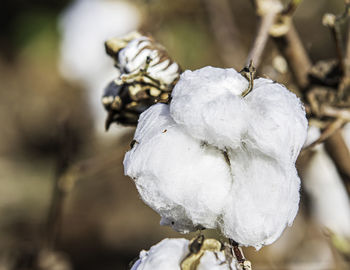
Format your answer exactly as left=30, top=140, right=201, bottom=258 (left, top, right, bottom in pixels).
left=0, top=0, right=350, bottom=269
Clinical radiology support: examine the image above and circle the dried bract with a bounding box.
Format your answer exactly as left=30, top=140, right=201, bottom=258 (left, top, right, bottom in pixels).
left=102, top=32, right=181, bottom=129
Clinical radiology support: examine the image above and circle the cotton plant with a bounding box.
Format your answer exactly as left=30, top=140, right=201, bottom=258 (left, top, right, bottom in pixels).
left=100, top=32, right=308, bottom=268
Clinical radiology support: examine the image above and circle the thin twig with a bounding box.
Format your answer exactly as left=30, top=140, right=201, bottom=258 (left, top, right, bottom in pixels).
left=249, top=0, right=311, bottom=89
left=325, top=129, right=350, bottom=187
left=273, top=24, right=312, bottom=90
left=45, top=119, right=78, bottom=250
left=246, top=0, right=282, bottom=68
left=302, top=118, right=345, bottom=151
left=323, top=13, right=346, bottom=74
left=321, top=105, right=350, bottom=121
left=339, top=1, right=350, bottom=97
left=322, top=1, right=350, bottom=191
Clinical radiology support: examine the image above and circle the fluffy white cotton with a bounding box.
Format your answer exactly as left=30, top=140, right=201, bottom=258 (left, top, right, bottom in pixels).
left=302, top=127, right=350, bottom=238
left=170, top=67, right=249, bottom=150
left=59, top=0, right=140, bottom=131
left=130, top=238, right=237, bottom=270
left=342, top=123, right=350, bottom=150
left=117, top=36, right=180, bottom=86
left=125, top=104, right=232, bottom=232
left=170, top=67, right=307, bottom=163
left=130, top=238, right=189, bottom=270
left=59, top=0, right=139, bottom=82
left=124, top=67, right=308, bottom=249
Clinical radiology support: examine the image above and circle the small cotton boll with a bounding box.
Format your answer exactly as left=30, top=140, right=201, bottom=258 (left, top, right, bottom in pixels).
left=125, top=66, right=308, bottom=248
left=103, top=33, right=181, bottom=128
left=130, top=238, right=189, bottom=270
left=117, top=37, right=180, bottom=86
left=130, top=238, right=238, bottom=270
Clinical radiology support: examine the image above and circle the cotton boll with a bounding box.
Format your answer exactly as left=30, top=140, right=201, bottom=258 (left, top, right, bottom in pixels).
left=125, top=66, right=308, bottom=248
left=130, top=238, right=238, bottom=270
left=130, top=238, right=189, bottom=270
left=103, top=33, right=181, bottom=128
left=170, top=68, right=307, bottom=158
left=124, top=104, right=233, bottom=232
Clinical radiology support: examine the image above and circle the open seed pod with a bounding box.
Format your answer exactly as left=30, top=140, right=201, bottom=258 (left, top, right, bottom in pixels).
left=102, top=31, right=181, bottom=129
left=130, top=236, right=249, bottom=270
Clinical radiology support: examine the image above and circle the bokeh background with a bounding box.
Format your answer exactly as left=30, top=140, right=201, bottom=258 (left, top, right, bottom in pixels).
left=1, top=0, right=350, bottom=269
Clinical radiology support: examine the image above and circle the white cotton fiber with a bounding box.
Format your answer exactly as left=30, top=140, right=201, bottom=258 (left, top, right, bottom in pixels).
left=222, top=149, right=300, bottom=247
left=170, top=67, right=249, bottom=150
left=125, top=104, right=233, bottom=232
left=117, top=36, right=180, bottom=86
left=130, top=238, right=189, bottom=270
left=130, top=238, right=237, bottom=270
left=124, top=66, right=308, bottom=249
left=302, top=127, right=350, bottom=239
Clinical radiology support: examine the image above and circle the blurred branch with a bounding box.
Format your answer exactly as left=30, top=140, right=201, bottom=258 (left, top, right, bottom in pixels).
left=247, top=0, right=308, bottom=79
left=246, top=0, right=283, bottom=68
left=281, top=0, right=302, bottom=16
left=325, top=130, right=350, bottom=191
left=345, top=17, right=350, bottom=79
left=57, top=149, right=123, bottom=195
left=303, top=118, right=346, bottom=151
left=322, top=2, right=350, bottom=75
left=45, top=118, right=79, bottom=250
left=321, top=106, right=350, bottom=121
left=322, top=1, right=350, bottom=190
left=45, top=132, right=128, bottom=254
left=273, top=24, right=312, bottom=90
left=201, top=0, right=246, bottom=68
left=339, top=1, right=350, bottom=98
left=267, top=0, right=312, bottom=90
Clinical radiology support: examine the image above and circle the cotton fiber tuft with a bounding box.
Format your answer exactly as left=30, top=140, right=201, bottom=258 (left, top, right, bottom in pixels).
left=130, top=238, right=238, bottom=270
left=124, top=66, right=308, bottom=249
